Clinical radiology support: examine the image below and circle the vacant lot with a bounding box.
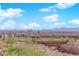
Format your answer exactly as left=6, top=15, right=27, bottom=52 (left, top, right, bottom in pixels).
left=0, top=35, right=79, bottom=56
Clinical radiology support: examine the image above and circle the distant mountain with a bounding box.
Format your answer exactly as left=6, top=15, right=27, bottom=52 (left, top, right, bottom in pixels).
left=0, top=28, right=79, bottom=35
left=53, top=28, right=79, bottom=31
left=0, top=28, right=79, bottom=36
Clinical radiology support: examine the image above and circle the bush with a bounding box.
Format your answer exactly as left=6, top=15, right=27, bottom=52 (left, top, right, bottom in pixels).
left=4, top=47, right=47, bottom=56
left=31, top=37, right=38, bottom=43
left=7, top=37, right=15, bottom=47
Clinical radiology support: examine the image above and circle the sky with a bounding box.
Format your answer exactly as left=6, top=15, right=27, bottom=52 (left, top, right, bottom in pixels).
left=0, top=3, right=79, bottom=30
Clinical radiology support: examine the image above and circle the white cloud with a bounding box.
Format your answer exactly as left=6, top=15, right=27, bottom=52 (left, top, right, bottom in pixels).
left=0, top=20, right=16, bottom=30
left=55, top=3, right=76, bottom=9
left=54, top=22, right=66, bottom=25
left=69, top=19, right=79, bottom=24
left=39, top=3, right=76, bottom=13
left=0, top=5, right=24, bottom=30
left=28, top=22, right=40, bottom=27
left=49, top=22, right=66, bottom=28
left=0, top=21, right=40, bottom=30
left=19, top=22, right=40, bottom=30
left=42, top=14, right=59, bottom=22
left=0, top=6, right=24, bottom=20
left=19, top=23, right=28, bottom=30
left=39, top=6, right=56, bottom=12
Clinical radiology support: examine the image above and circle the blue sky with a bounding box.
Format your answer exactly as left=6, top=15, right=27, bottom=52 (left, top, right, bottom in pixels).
left=0, top=3, right=79, bottom=30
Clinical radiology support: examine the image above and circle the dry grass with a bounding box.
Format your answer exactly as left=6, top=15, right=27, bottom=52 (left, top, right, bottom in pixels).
left=0, top=35, right=79, bottom=56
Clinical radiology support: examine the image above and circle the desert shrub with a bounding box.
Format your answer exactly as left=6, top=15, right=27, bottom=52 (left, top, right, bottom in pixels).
left=25, top=37, right=38, bottom=44
left=7, top=37, right=15, bottom=47
left=67, top=38, right=78, bottom=44
left=31, top=37, right=38, bottom=43
left=4, top=47, right=47, bottom=56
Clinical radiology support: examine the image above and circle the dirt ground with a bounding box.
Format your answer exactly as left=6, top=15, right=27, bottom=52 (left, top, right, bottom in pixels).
left=0, top=37, right=78, bottom=56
